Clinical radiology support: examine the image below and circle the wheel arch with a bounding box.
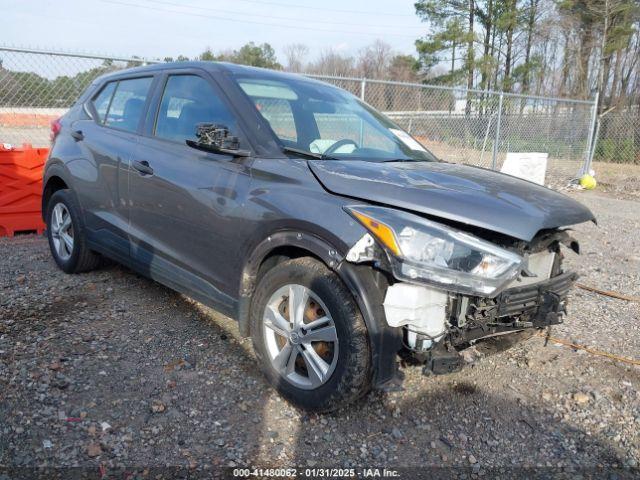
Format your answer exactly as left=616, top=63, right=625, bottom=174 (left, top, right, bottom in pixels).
left=42, top=163, right=73, bottom=221
left=236, top=230, right=402, bottom=388
left=237, top=230, right=343, bottom=337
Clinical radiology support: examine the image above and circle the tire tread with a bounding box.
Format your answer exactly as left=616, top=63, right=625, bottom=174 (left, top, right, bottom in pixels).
left=46, top=189, right=101, bottom=274
left=250, top=257, right=372, bottom=412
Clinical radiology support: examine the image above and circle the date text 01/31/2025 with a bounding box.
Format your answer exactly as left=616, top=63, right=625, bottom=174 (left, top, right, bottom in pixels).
left=232, top=467, right=401, bottom=477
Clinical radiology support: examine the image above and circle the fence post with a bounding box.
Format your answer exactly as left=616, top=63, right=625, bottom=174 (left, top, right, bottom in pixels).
left=491, top=92, right=504, bottom=170
left=582, top=91, right=599, bottom=175
left=360, top=79, right=367, bottom=102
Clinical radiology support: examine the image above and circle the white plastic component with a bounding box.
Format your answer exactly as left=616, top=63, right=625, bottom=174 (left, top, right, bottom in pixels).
left=509, top=251, right=555, bottom=287
left=389, top=128, right=428, bottom=152
left=528, top=251, right=555, bottom=279
left=345, top=233, right=376, bottom=263
left=383, top=283, right=448, bottom=349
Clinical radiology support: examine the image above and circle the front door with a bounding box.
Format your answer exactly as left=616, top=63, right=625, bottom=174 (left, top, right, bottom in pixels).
left=128, top=71, right=253, bottom=313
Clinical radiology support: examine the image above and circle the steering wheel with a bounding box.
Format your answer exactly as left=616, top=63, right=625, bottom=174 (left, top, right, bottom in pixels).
left=323, top=139, right=359, bottom=156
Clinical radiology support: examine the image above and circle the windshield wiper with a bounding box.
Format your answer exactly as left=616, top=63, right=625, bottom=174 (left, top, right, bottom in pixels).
left=282, top=146, right=337, bottom=160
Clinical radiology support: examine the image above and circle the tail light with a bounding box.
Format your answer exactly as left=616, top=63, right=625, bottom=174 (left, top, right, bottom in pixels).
left=50, top=117, right=62, bottom=142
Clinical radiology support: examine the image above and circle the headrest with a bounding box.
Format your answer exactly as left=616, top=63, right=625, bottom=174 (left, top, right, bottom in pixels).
left=123, top=98, right=145, bottom=119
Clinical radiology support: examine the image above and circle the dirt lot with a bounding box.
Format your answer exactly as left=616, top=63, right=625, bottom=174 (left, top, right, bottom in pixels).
left=591, top=161, right=640, bottom=200
left=1, top=190, right=639, bottom=478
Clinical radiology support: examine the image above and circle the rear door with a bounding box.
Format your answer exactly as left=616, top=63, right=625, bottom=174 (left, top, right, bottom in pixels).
left=128, top=69, right=254, bottom=312
left=75, top=76, right=155, bottom=262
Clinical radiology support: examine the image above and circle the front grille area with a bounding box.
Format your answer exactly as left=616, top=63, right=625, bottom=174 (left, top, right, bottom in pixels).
left=448, top=271, right=578, bottom=348
left=496, top=271, right=578, bottom=317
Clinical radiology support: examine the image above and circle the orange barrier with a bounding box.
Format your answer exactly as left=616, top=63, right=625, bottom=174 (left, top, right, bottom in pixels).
left=0, top=144, right=48, bottom=237
left=0, top=112, right=60, bottom=127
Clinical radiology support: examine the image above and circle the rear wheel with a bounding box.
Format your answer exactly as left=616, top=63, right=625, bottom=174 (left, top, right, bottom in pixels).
left=46, top=189, right=101, bottom=273
left=250, top=257, right=372, bottom=411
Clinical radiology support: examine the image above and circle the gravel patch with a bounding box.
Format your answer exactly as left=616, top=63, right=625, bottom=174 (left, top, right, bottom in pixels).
left=0, top=190, right=638, bottom=476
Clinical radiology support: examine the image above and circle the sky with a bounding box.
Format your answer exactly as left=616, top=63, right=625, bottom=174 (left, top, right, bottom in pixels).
left=1, top=0, right=428, bottom=63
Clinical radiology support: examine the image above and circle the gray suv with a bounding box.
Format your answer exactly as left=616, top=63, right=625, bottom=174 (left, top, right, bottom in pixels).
left=43, top=62, right=595, bottom=411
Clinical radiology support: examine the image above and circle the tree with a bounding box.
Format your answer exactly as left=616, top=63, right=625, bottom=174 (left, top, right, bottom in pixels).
left=519, top=0, right=541, bottom=95
left=499, top=0, right=518, bottom=92
left=415, top=0, right=476, bottom=112
left=415, top=18, right=467, bottom=82
left=125, top=56, right=143, bottom=69
left=199, top=47, right=217, bottom=61
left=283, top=43, right=309, bottom=72
left=356, top=40, right=394, bottom=79
left=221, top=42, right=281, bottom=69
left=415, top=0, right=476, bottom=89
left=308, top=49, right=355, bottom=77
left=388, top=55, right=421, bottom=83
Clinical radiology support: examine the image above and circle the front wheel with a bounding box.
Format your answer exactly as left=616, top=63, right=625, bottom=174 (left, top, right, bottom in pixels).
left=250, top=257, right=372, bottom=411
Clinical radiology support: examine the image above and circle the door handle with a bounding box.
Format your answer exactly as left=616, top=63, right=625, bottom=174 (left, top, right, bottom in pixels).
left=71, top=130, right=84, bottom=141
left=132, top=160, right=154, bottom=176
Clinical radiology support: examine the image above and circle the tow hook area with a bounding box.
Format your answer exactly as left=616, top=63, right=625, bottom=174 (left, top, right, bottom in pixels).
left=422, top=344, right=464, bottom=375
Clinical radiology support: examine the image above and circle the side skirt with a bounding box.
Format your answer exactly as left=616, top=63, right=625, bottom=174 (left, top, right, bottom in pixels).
left=86, top=229, right=238, bottom=320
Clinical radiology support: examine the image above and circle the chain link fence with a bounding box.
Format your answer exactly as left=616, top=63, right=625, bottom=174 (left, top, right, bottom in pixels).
left=1, top=46, right=622, bottom=187
left=0, top=47, right=153, bottom=147
left=592, top=106, right=640, bottom=165
left=309, top=75, right=598, bottom=185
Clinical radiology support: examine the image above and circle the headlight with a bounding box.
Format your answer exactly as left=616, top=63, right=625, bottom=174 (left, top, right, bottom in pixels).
left=345, top=205, right=523, bottom=296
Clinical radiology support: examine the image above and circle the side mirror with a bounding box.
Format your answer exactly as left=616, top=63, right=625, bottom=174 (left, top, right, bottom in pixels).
left=186, top=123, right=251, bottom=157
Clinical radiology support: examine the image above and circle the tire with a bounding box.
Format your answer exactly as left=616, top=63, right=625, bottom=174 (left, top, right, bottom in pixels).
left=46, top=189, right=101, bottom=274
left=250, top=257, right=372, bottom=411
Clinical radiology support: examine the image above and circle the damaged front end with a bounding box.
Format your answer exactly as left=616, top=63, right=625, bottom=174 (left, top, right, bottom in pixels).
left=344, top=205, right=581, bottom=376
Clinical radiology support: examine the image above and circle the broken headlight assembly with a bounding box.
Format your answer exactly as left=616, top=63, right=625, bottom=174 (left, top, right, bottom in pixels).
left=345, top=205, right=523, bottom=297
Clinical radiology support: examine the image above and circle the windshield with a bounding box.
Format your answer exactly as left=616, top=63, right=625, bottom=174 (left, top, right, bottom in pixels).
left=234, top=74, right=437, bottom=162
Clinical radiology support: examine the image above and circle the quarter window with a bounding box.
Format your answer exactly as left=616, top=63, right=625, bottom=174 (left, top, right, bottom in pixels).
left=104, top=77, right=153, bottom=132
left=155, top=74, right=237, bottom=143
left=91, top=81, right=117, bottom=123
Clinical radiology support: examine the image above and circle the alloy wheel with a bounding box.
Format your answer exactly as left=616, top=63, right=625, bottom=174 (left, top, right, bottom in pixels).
left=50, top=203, right=74, bottom=261
left=262, top=284, right=339, bottom=390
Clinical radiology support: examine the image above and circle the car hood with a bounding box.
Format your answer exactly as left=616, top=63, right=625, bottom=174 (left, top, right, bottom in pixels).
left=308, top=160, right=595, bottom=241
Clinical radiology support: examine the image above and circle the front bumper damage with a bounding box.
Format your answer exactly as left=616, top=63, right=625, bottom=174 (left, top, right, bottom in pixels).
left=451, top=270, right=577, bottom=345
left=420, top=270, right=578, bottom=374
left=408, top=270, right=577, bottom=376
left=343, top=226, right=582, bottom=385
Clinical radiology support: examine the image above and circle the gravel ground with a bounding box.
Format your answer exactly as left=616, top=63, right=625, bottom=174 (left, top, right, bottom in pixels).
left=0, top=190, right=639, bottom=478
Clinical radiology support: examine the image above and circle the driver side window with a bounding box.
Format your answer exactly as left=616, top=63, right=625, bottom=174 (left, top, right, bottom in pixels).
left=155, top=74, right=237, bottom=143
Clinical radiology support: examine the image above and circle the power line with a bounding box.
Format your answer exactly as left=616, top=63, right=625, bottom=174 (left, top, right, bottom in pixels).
left=139, top=0, right=425, bottom=30
left=99, top=0, right=421, bottom=38
left=176, top=0, right=417, bottom=17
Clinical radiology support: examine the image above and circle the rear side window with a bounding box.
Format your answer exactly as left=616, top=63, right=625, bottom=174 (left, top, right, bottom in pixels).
left=91, top=82, right=117, bottom=122
left=154, top=74, right=238, bottom=143
left=104, top=77, right=153, bottom=132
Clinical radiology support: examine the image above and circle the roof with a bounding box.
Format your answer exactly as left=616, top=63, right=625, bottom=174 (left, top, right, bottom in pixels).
left=96, top=61, right=328, bottom=87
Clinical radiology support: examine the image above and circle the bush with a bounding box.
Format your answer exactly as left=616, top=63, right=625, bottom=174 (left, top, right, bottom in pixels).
left=594, top=139, right=639, bottom=164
